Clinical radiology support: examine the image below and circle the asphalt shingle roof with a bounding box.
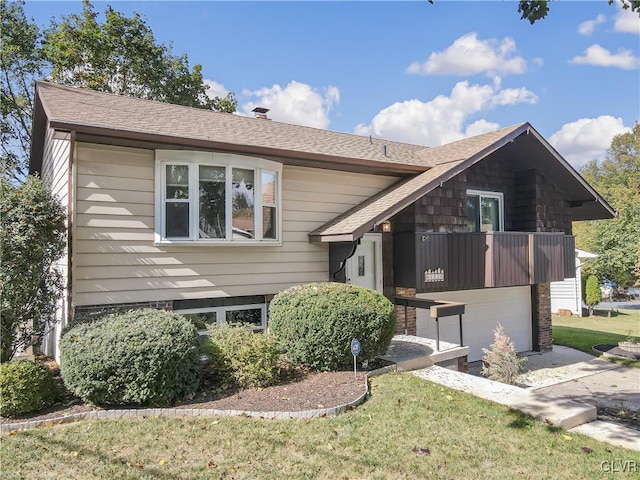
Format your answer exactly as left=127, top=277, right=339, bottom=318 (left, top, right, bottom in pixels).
left=35, top=82, right=430, bottom=170
left=33, top=82, right=613, bottom=239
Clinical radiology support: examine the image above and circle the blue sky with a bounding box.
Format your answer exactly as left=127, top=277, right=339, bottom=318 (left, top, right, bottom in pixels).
left=25, top=1, right=640, bottom=168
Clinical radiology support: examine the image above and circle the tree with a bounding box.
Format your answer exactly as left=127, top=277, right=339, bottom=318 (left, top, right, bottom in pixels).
left=0, top=0, right=46, bottom=182
left=0, top=175, right=66, bottom=362
left=584, top=275, right=602, bottom=316
left=427, top=0, right=640, bottom=24
left=574, top=123, right=640, bottom=287
left=1, top=0, right=237, bottom=181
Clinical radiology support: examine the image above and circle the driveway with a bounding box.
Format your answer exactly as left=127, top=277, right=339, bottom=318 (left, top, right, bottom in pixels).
left=521, top=347, right=640, bottom=412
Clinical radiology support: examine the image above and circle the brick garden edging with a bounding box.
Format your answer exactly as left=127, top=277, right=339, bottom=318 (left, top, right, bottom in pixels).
left=1, top=376, right=371, bottom=433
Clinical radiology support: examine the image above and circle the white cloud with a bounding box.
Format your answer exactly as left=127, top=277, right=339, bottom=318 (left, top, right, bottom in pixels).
left=578, top=14, right=606, bottom=36
left=614, top=4, right=640, bottom=35
left=204, top=79, right=230, bottom=99
left=549, top=116, right=631, bottom=168
left=353, top=80, right=538, bottom=146
left=570, top=44, right=640, bottom=69
left=406, top=33, right=526, bottom=76
left=242, top=81, right=339, bottom=129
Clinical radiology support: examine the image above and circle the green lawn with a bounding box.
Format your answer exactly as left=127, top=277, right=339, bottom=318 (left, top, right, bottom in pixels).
left=2, top=373, right=638, bottom=479
left=553, top=308, right=640, bottom=367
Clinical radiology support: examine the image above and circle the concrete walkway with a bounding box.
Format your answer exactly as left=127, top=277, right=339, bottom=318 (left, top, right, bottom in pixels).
left=409, top=344, right=639, bottom=451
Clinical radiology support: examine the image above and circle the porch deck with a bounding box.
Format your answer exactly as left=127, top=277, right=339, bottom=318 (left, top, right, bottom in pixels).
left=377, top=334, right=470, bottom=373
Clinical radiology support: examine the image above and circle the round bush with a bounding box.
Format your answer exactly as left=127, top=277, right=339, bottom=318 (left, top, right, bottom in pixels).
left=0, top=360, right=58, bottom=417
left=205, top=325, right=282, bottom=388
left=268, top=282, right=396, bottom=371
left=60, top=309, right=202, bottom=406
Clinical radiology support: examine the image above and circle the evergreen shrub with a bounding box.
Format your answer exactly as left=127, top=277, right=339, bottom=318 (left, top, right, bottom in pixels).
left=205, top=325, right=282, bottom=388
left=0, top=360, right=58, bottom=417
left=268, top=282, right=396, bottom=371
left=60, top=309, right=201, bottom=405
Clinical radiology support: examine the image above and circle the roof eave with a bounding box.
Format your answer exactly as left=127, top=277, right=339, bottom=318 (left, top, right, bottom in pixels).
left=46, top=120, right=427, bottom=175
left=309, top=124, right=532, bottom=243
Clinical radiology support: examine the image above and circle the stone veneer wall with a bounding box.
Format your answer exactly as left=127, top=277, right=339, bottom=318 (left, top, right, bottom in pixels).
left=533, top=283, right=553, bottom=352
left=395, top=287, right=417, bottom=335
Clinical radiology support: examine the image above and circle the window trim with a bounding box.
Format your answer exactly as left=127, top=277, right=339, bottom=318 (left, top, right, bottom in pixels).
left=466, top=189, right=504, bottom=232
left=175, top=303, right=267, bottom=334
left=155, top=150, right=282, bottom=245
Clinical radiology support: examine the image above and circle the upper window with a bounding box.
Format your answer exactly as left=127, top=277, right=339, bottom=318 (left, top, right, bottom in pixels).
left=466, top=190, right=503, bottom=232
left=155, top=151, right=282, bottom=244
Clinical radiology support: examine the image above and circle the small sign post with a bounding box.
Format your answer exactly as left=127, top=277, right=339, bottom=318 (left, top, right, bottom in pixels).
left=350, top=338, right=361, bottom=379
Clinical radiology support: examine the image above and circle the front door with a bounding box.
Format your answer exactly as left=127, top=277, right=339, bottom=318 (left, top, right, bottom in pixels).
left=346, top=233, right=382, bottom=292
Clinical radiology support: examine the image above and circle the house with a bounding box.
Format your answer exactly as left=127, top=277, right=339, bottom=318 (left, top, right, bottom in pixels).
left=30, top=82, right=615, bottom=367
left=550, top=249, right=597, bottom=316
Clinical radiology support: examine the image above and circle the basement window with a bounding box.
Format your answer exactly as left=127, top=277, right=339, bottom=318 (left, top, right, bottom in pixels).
left=155, top=151, right=281, bottom=244
left=176, top=304, right=267, bottom=335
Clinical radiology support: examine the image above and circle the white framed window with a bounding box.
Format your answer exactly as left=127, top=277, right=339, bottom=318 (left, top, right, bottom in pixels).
left=466, top=189, right=504, bottom=232
left=176, top=303, right=267, bottom=335
left=155, top=151, right=282, bottom=244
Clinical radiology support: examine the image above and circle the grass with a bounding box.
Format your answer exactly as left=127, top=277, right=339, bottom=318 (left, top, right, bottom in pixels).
left=2, top=373, right=638, bottom=480
left=553, top=308, right=640, bottom=367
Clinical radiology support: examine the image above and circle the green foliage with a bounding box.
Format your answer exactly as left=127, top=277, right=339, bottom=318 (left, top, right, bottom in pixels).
left=268, top=282, right=396, bottom=371
left=60, top=309, right=201, bottom=406
left=1, top=0, right=236, bottom=180
left=428, top=0, right=639, bottom=24
left=575, top=123, right=640, bottom=287
left=517, top=1, right=550, bottom=24
left=0, top=360, right=58, bottom=417
left=1, top=0, right=46, bottom=181
left=205, top=325, right=282, bottom=388
left=584, top=275, right=602, bottom=316
left=481, top=324, right=527, bottom=385
left=0, top=175, right=66, bottom=362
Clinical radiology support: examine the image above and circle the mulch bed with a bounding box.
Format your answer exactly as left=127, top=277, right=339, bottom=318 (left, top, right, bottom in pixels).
left=1, top=370, right=369, bottom=426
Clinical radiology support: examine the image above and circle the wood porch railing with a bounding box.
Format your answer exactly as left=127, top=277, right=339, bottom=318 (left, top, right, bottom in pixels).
left=394, top=232, right=575, bottom=293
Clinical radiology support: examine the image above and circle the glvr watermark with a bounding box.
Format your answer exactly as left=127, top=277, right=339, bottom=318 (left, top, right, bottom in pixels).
left=600, top=460, right=638, bottom=473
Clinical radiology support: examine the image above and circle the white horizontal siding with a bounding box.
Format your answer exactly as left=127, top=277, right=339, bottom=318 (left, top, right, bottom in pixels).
left=40, top=127, right=71, bottom=362
left=550, top=271, right=582, bottom=314
left=73, top=143, right=398, bottom=306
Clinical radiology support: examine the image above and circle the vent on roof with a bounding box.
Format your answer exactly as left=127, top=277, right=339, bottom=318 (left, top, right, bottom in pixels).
left=252, top=107, right=270, bottom=120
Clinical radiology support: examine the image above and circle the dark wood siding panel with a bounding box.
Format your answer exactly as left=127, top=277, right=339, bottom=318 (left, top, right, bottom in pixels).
left=533, top=234, right=565, bottom=284
left=492, top=233, right=529, bottom=287
left=402, top=232, right=574, bottom=292
left=417, top=233, right=449, bottom=292
left=393, top=232, right=417, bottom=288
left=563, top=235, right=576, bottom=279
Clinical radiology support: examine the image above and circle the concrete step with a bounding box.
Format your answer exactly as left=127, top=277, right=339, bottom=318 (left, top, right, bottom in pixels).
left=570, top=421, right=640, bottom=452
left=413, top=366, right=597, bottom=430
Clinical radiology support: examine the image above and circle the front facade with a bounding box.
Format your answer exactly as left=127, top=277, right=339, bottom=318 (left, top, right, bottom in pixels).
left=31, top=82, right=615, bottom=364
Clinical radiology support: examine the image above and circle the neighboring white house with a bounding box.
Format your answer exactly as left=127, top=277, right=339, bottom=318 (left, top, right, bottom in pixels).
left=550, top=249, right=597, bottom=315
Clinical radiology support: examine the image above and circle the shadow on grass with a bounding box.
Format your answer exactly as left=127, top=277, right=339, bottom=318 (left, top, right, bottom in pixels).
left=506, top=409, right=562, bottom=433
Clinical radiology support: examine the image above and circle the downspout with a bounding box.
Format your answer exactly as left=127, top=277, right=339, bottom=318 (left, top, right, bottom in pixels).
left=66, top=131, right=76, bottom=327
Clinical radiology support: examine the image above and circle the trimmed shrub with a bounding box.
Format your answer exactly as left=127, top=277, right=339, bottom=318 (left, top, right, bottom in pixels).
left=268, top=282, right=396, bottom=371
left=205, top=325, right=282, bottom=388
left=0, top=360, right=58, bottom=417
left=481, top=323, right=527, bottom=385
left=584, top=275, right=602, bottom=316
left=60, top=309, right=201, bottom=406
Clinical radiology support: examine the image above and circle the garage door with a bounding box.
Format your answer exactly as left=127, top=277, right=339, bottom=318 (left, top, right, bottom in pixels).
left=416, top=286, right=532, bottom=362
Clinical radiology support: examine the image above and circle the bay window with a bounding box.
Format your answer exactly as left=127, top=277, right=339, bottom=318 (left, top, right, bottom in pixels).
left=156, top=151, right=282, bottom=243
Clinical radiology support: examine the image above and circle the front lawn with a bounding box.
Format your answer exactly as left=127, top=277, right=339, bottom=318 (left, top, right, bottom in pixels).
left=553, top=308, right=640, bottom=367
left=2, top=373, right=637, bottom=479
